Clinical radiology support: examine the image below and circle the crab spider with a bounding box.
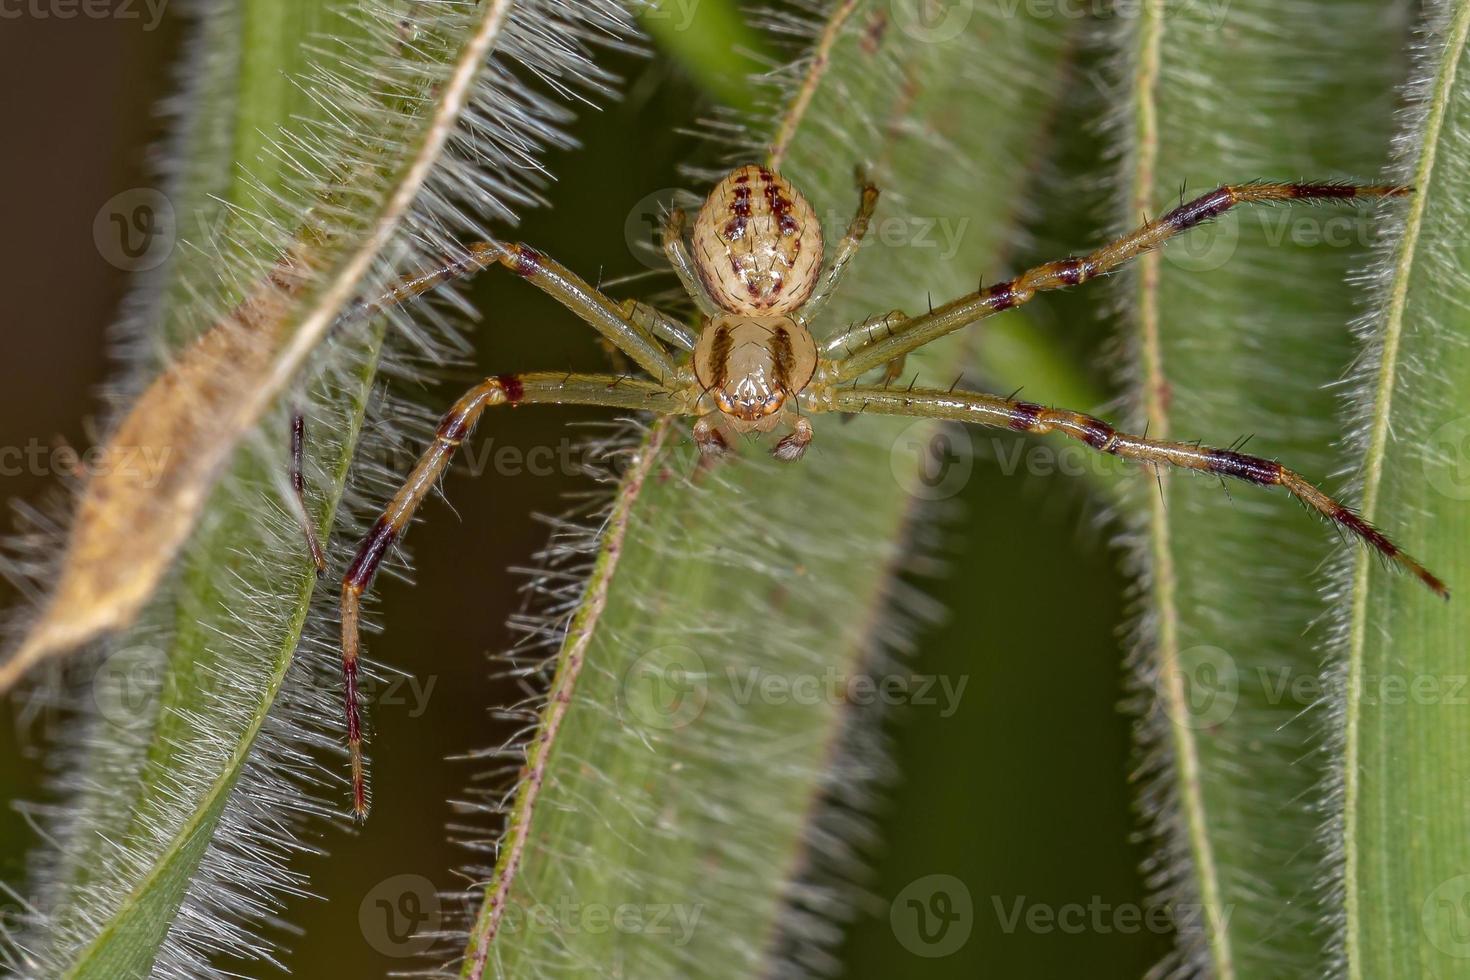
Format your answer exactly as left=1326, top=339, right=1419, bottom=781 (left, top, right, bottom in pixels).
left=315, top=163, right=1443, bottom=817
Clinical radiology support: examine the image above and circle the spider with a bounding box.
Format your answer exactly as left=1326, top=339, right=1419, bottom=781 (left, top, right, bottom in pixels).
left=318, top=163, right=1447, bottom=817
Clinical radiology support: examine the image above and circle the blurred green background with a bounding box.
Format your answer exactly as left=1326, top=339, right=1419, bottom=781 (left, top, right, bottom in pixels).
left=0, top=4, right=1162, bottom=976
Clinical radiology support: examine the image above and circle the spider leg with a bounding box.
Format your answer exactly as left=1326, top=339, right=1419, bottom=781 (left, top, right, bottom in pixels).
left=662, top=207, right=722, bottom=318
left=342, top=241, right=678, bottom=382
left=816, top=383, right=1447, bottom=598
left=824, top=182, right=1412, bottom=381
left=618, top=296, right=698, bottom=352
left=289, top=410, right=327, bottom=575
left=799, top=170, right=880, bottom=326
left=338, top=371, right=692, bottom=817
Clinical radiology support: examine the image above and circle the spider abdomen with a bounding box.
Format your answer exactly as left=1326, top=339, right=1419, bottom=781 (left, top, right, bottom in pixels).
left=693, top=314, right=818, bottom=427
left=691, top=165, right=824, bottom=316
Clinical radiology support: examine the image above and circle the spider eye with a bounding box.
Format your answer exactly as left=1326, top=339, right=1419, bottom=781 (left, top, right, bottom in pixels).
left=715, top=386, right=786, bottom=422
left=755, top=389, right=787, bottom=417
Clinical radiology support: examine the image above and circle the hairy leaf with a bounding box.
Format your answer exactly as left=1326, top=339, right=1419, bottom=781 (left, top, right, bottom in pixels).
left=1333, top=3, right=1470, bottom=976
left=455, top=2, right=1078, bottom=976
left=2, top=1, right=641, bottom=976
left=1111, top=0, right=1413, bottom=975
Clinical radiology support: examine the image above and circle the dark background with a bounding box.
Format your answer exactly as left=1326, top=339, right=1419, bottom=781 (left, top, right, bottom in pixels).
left=0, top=5, right=1161, bottom=977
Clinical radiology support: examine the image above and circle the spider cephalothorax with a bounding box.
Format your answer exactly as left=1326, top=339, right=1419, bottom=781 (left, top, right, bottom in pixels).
left=325, top=162, right=1445, bottom=817
left=691, top=316, right=817, bottom=425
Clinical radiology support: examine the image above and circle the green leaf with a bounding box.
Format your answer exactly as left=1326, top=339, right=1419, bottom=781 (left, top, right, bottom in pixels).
left=1338, top=4, right=1470, bottom=976
left=1112, top=0, right=1412, bottom=974
left=641, top=0, right=770, bottom=110
left=459, top=3, right=1083, bottom=976
left=7, top=1, right=640, bottom=976
left=16, top=2, right=383, bottom=974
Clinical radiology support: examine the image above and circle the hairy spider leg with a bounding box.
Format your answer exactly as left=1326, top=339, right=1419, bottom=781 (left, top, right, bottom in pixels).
left=818, top=383, right=1447, bottom=598
left=343, top=241, right=676, bottom=382
left=289, top=411, right=327, bottom=575
left=661, top=207, right=722, bottom=318
left=339, top=372, right=688, bottom=816
left=824, top=182, right=1412, bottom=380
left=617, top=297, right=698, bottom=352
left=290, top=236, right=697, bottom=574
left=799, top=172, right=880, bottom=325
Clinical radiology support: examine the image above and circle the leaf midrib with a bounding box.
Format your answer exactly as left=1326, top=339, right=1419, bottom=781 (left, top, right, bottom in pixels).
left=1128, top=0, right=1234, bottom=974
left=1341, top=7, right=1470, bottom=977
